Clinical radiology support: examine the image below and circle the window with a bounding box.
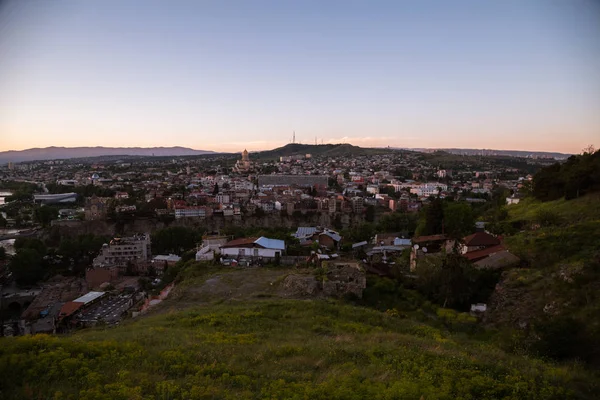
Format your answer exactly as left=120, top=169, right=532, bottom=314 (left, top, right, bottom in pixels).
left=253, top=248, right=259, bottom=257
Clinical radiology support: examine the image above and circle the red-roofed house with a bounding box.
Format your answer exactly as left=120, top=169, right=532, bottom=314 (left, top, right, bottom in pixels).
left=461, top=232, right=501, bottom=254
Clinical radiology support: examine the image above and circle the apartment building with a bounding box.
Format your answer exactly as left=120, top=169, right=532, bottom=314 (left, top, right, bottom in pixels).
left=174, top=206, right=213, bottom=219
left=93, top=233, right=151, bottom=267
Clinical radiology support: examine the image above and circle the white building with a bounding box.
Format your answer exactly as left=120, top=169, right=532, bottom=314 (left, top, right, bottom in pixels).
left=506, top=196, right=521, bottom=205
left=366, top=184, right=379, bottom=194
left=220, top=236, right=286, bottom=259
left=409, top=183, right=448, bottom=197
left=174, top=206, right=212, bottom=219
left=34, top=193, right=78, bottom=204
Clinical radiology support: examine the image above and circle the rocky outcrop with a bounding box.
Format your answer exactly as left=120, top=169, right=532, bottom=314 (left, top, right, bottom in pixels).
left=323, top=262, right=367, bottom=299
left=280, top=275, right=320, bottom=297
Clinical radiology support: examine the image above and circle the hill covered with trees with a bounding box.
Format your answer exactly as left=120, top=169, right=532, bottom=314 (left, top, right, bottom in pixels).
left=533, top=147, right=600, bottom=201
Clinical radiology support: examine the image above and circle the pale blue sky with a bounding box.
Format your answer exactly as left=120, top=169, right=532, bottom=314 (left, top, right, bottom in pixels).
left=1, top=0, right=599, bottom=152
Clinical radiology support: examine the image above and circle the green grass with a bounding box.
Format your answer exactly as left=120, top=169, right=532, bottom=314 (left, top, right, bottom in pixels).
left=503, top=193, right=600, bottom=264
left=506, top=193, right=600, bottom=227
left=1, top=300, right=596, bottom=399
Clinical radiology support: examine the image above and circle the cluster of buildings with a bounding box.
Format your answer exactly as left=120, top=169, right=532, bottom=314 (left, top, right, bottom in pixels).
left=409, top=231, right=520, bottom=272
left=1, top=147, right=539, bottom=231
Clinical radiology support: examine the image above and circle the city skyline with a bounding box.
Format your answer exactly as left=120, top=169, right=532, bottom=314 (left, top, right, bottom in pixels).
left=1, top=0, right=599, bottom=153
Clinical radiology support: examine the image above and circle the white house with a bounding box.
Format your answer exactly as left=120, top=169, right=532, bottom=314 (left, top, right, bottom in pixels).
left=366, top=184, right=379, bottom=194
left=409, top=183, right=448, bottom=197
left=220, top=236, right=286, bottom=259
left=506, top=195, right=521, bottom=205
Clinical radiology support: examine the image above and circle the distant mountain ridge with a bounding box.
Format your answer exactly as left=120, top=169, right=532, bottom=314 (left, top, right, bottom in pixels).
left=0, top=146, right=215, bottom=164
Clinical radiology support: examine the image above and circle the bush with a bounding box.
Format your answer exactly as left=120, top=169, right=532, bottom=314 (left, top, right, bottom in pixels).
left=535, top=209, right=562, bottom=227
left=532, top=316, right=592, bottom=362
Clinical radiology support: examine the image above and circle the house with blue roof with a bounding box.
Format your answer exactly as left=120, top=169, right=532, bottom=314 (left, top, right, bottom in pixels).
left=293, top=227, right=342, bottom=250
left=220, top=236, right=286, bottom=260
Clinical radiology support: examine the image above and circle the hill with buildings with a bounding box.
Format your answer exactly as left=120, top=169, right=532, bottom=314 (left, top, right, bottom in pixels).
left=252, top=143, right=394, bottom=160
left=0, top=146, right=215, bottom=164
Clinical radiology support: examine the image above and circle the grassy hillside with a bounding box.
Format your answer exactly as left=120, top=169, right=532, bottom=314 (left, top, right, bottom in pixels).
left=503, top=193, right=600, bottom=264
left=486, top=193, right=600, bottom=364
left=1, top=299, right=596, bottom=400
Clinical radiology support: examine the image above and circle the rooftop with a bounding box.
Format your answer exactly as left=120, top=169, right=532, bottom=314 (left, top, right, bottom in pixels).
left=254, top=236, right=286, bottom=251
left=463, top=232, right=501, bottom=247
left=72, top=291, right=106, bottom=305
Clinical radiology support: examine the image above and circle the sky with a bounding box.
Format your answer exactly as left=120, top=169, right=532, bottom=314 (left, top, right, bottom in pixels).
left=0, top=0, right=599, bottom=153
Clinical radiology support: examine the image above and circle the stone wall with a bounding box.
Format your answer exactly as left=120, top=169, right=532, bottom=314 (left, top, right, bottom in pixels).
left=51, top=212, right=366, bottom=238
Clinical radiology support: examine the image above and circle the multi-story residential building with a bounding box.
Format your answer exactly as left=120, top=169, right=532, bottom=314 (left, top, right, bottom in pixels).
left=216, top=193, right=231, bottom=204
left=350, top=196, right=364, bottom=213
left=258, top=174, right=328, bottom=189
left=93, top=233, right=151, bottom=267
left=409, top=183, right=448, bottom=197
left=259, top=201, right=275, bottom=213
left=233, top=180, right=255, bottom=191
left=174, top=206, right=213, bottom=219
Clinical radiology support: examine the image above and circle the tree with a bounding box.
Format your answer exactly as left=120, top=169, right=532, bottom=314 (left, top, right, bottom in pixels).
left=212, top=183, right=219, bottom=195
left=0, top=246, right=6, bottom=260
left=443, top=202, right=475, bottom=239
left=34, top=206, right=58, bottom=227
left=532, top=149, right=600, bottom=201
left=125, top=261, right=135, bottom=276
left=376, top=212, right=417, bottom=236
left=415, top=253, right=499, bottom=310
left=151, top=226, right=200, bottom=255
left=365, top=205, right=375, bottom=222
left=147, top=264, right=157, bottom=277
left=417, top=198, right=444, bottom=236
left=314, top=266, right=328, bottom=289
left=533, top=316, right=591, bottom=362
left=9, top=248, right=44, bottom=285
left=14, top=238, right=46, bottom=255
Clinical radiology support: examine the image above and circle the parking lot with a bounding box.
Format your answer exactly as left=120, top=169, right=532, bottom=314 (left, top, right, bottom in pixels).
left=77, top=294, right=134, bottom=324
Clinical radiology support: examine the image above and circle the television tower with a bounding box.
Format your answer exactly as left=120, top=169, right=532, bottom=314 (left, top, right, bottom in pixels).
left=292, top=131, right=296, bottom=144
